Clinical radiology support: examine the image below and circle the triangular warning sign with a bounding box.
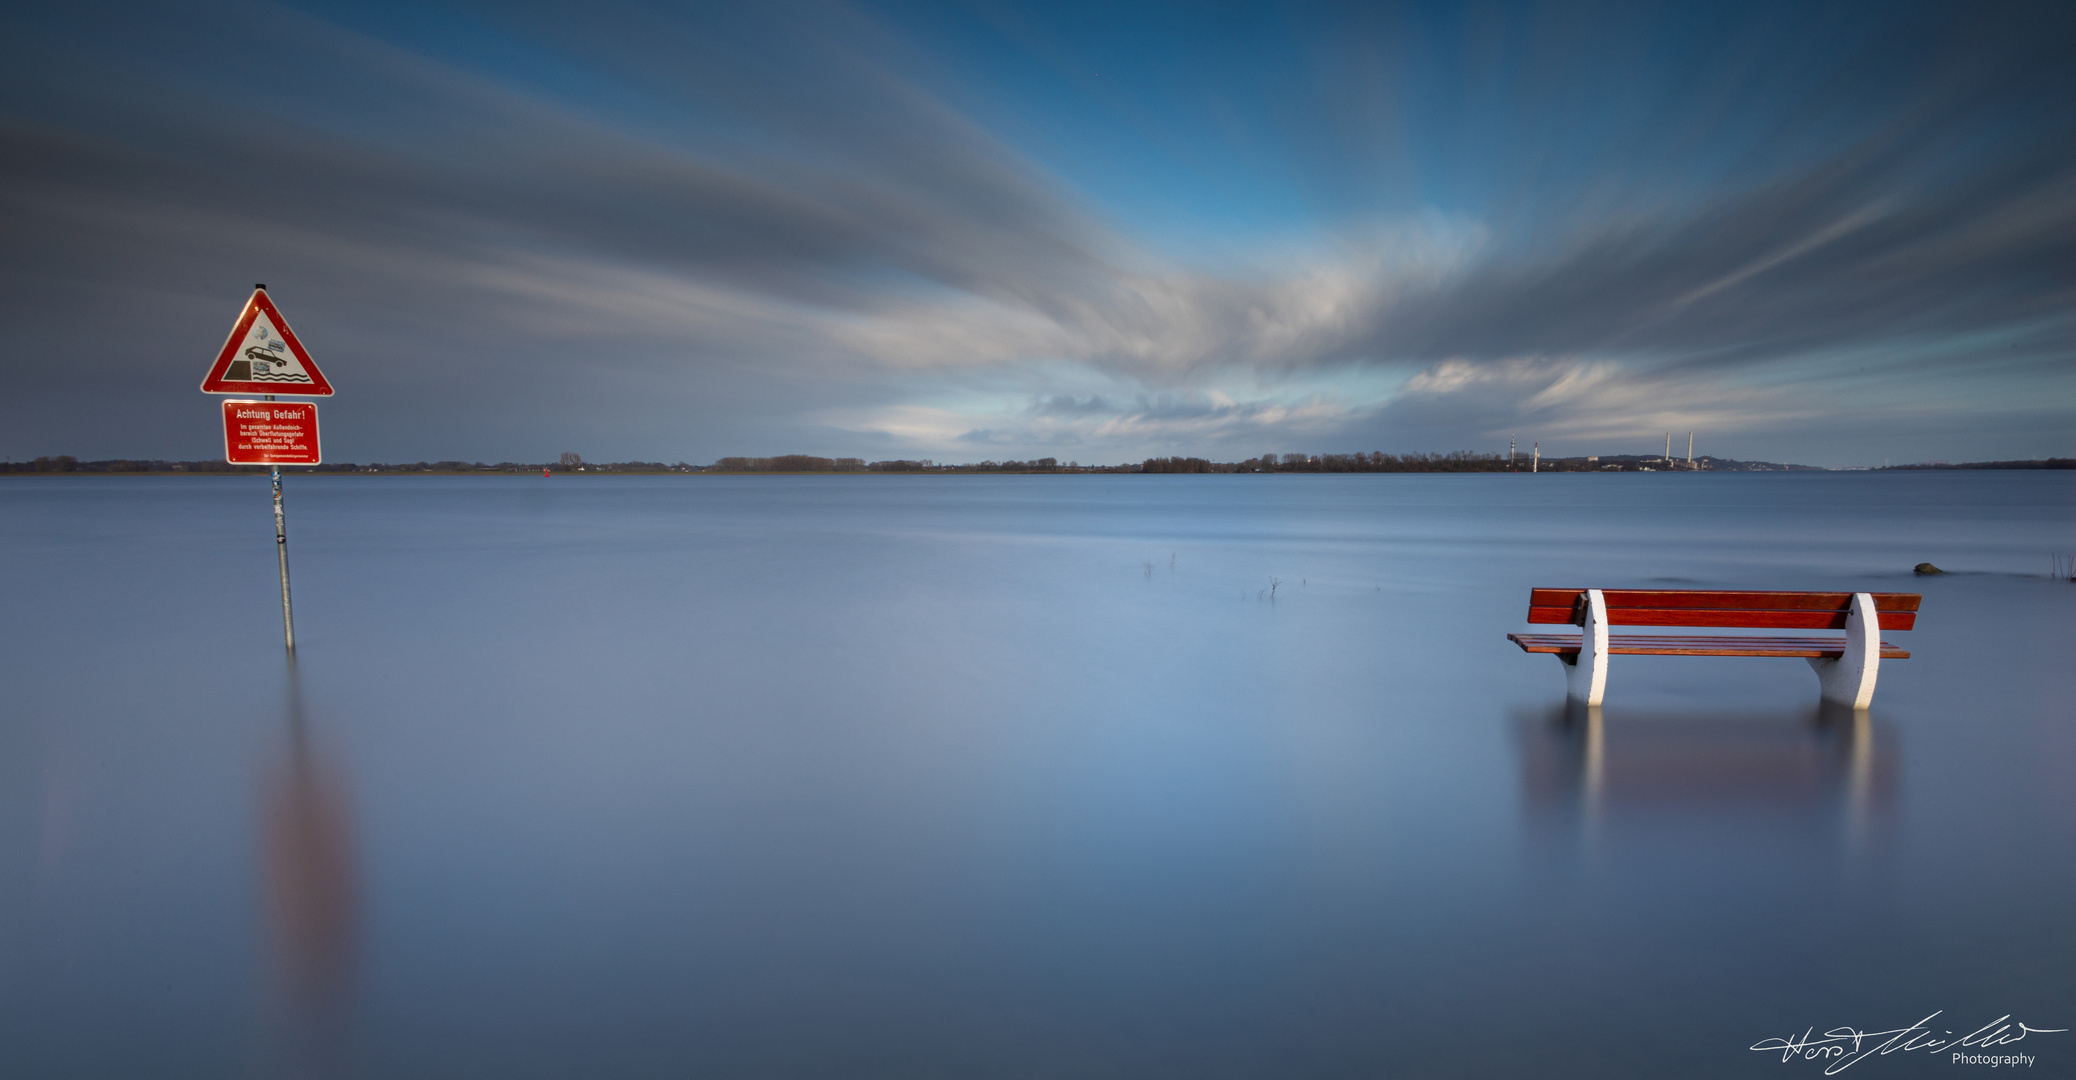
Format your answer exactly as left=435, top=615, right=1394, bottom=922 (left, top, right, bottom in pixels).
left=200, top=289, right=334, bottom=396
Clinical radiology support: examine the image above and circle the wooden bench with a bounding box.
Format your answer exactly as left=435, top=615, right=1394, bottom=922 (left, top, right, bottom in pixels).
left=1508, top=589, right=1921, bottom=708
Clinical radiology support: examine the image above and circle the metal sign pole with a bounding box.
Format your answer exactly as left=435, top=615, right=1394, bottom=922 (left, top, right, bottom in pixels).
left=273, top=465, right=296, bottom=652
left=267, top=393, right=297, bottom=653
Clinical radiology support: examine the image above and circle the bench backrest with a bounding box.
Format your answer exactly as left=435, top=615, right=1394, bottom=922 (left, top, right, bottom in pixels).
left=1526, top=589, right=1921, bottom=630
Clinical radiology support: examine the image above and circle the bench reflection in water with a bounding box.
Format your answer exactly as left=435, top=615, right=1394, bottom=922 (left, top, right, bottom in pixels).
left=1515, top=705, right=1895, bottom=843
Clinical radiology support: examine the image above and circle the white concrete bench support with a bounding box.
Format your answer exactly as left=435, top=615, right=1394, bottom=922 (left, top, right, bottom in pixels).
left=1808, top=591, right=1881, bottom=709
left=1559, top=588, right=1609, bottom=706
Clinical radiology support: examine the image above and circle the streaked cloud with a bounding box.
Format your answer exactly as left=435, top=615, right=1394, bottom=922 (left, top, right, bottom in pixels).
left=0, top=0, right=2069, bottom=465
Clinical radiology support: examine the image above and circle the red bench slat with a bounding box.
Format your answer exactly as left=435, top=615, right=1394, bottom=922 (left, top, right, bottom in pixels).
left=1507, top=632, right=1911, bottom=659
left=1528, top=588, right=1921, bottom=612
left=1606, top=609, right=1915, bottom=630
left=1525, top=588, right=1922, bottom=627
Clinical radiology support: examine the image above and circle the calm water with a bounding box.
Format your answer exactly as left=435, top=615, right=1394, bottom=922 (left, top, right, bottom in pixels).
left=2, top=472, right=2071, bottom=1078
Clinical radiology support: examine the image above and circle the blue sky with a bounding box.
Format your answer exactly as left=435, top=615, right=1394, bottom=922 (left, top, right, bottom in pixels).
left=2, top=0, right=2070, bottom=465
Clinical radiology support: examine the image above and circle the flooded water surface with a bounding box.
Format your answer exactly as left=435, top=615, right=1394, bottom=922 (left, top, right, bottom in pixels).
left=2, top=472, right=2071, bottom=1077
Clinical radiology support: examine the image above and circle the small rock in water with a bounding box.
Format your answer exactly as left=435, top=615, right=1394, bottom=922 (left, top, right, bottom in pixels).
left=1914, top=562, right=1945, bottom=575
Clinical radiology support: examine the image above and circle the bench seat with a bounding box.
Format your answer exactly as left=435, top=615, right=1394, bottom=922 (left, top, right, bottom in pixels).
left=1508, top=633, right=1909, bottom=660
left=1513, top=587, right=1921, bottom=707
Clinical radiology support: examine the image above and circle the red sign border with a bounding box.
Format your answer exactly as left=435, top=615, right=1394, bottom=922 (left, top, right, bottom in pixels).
left=222, top=399, right=323, bottom=466
left=200, top=289, right=334, bottom=396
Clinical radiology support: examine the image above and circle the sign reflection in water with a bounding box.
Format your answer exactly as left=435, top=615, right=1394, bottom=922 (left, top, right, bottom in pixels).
left=262, top=665, right=358, bottom=1071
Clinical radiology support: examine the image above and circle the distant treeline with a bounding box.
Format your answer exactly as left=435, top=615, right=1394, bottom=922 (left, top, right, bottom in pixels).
left=711, top=451, right=1629, bottom=472
left=706, top=453, right=1528, bottom=473
left=1146, top=452, right=1520, bottom=473
left=3, top=456, right=271, bottom=474
left=1878, top=458, right=2073, bottom=470
left=710, top=455, right=1113, bottom=472
left=21, top=452, right=2057, bottom=476
left=0, top=455, right=696, bottom=474
left=11, top=452, right=1545, bottom=475
left=712, top=455, right=868, bottom=471
left=712, top=451, right=1819, bottom=473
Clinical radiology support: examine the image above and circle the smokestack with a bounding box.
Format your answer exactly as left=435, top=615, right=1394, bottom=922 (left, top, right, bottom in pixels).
left=1532, top=442, right=1539, bottom=473
left=1687, top=431, right=1694, bottom=467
